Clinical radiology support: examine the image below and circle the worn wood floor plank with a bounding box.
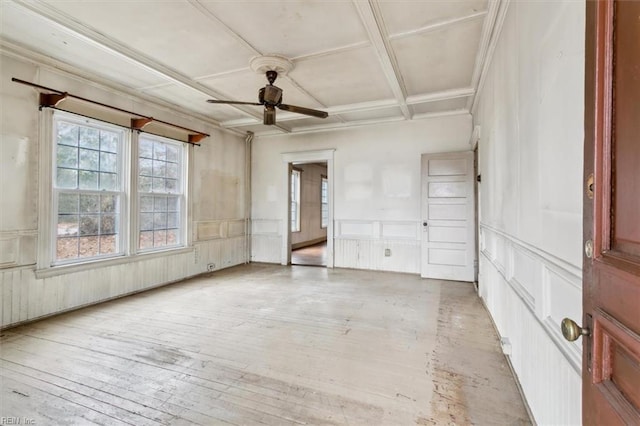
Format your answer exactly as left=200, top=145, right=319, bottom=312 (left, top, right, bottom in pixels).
left=1, top=264, right=530, bottom=425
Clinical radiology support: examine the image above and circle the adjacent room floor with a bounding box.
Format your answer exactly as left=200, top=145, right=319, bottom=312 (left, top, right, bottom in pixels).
left=0, top=264, right=530, bottom=425
left=291, top=241, right=327, bottom=267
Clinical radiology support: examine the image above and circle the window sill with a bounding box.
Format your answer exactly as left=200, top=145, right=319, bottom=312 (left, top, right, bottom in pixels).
left=35, top=246, right=194, bottom=279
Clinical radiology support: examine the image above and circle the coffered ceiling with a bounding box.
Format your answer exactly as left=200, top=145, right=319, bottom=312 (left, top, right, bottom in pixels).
left=0, top=0, right=504, bottom=136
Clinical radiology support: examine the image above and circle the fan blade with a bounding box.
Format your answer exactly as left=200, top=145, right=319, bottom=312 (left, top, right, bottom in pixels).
left=278, top=104, right=328, bottom=119
left=264, top=106, right=276, bottom=125
left=207, top=99, right=262, bottom=106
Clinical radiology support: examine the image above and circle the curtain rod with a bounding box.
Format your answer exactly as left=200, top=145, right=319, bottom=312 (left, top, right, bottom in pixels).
left=12, top=77, right=209, bottom=143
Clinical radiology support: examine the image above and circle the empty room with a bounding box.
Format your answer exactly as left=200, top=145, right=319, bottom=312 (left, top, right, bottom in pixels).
left=1, top=0, right=638, bottom=425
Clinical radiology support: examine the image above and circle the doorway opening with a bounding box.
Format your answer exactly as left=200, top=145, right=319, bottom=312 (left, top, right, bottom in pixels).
left=281, top=149, right=335, bottom=267
left=289, top=162, right=328, bottom=267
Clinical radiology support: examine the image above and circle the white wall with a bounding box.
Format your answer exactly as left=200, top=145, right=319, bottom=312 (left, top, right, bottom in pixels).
left=291, top=163, right=327, bottom=248
left=251, top=115, right=472, bottom=272
left=0, top=53, right=248, bottom=329
left=474, top=1, right=584, bottom=424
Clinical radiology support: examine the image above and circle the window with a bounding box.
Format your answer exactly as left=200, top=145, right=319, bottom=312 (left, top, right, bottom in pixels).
left=48, top=111, right=188, bottom=268
left=53, top=115, right=125, bottom=264
left=138, top=135, right=185, bottom=250
left=321, top=176, right=328, bottom=228
left=290, top=169, right=301, bottom=232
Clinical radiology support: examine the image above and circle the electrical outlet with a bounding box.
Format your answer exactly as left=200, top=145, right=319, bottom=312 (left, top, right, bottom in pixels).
left=207, top=263, right=216, bottom=272
left=384, top=248, right=391, bottom=257
left=500, top=337, right=512, bottom=356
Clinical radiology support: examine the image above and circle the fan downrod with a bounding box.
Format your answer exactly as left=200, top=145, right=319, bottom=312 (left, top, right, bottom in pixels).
left=266, top=70, right=278, bottom=85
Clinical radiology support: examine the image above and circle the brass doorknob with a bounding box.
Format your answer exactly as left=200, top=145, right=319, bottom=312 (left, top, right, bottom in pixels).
left=561, top=318, right=590, bottom=341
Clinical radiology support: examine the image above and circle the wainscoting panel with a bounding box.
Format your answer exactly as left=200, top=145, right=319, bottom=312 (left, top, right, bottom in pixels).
left=251, top=219, right=282, bottom=264
left=479, top=223, right=582, bottom=425
left=334, top=220, right=420, bottom=274
left=251, top=235, right=282, bottom=264
left=0, top=231, right=37, bottom=269
left=196, top=219, right=247, bottom=241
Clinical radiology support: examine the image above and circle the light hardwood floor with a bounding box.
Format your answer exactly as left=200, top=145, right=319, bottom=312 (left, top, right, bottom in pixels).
left=0, top=264, right=530, bottom=425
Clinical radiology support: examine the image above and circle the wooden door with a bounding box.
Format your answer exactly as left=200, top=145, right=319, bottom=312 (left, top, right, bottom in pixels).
left=582, top=0, right=640, bottom=423
left=420, top=152, right=475, bottom=282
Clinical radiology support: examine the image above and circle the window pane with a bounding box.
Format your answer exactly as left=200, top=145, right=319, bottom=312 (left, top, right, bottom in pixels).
left=57, top=122, right=79, bottom=146
left=101, top=195, right=117, bottom=213
left=101, top=214, right=117, bottom=234
left=167, top=197, right=180, bottom=212
left=57, top=145, right=78, bottom=168
left=154, top=196, right=168, bottom=212
left=166, top=145, right=178, bottom=162
left=100, top=130, right=118, bottom=153
left=139, top=231, right=154, bottom=249
left=165, top=179, right=178, bottom=192
left=139, top=176, right=152, bottom=192
left=153, top=143, right=166, bottom=160
left=139, top=158, right=153, bottom=176
left=139, top=139, right=153, bottom=158
left=57, top=169, right=78, bottom=188
left=152, top=177, right=165, bottom=192
left=79, top=148, right=99, bottom=170
left=167, top=163, right=179, bottom=179
left=100, top=152, right=117, bottom=173
left=99, top=235, right=116, bottom=254
left=57, top=237, right=78, bottom=259
left=99, top=172, right=117, bottom=191
left=154, top=230, right=167, bottom=246
left=57, top=215, right=78, bottom=236
left=79, top=127, right=100, bottom=149
left=79, top=236, right=99, bottom=257
left=153, top=160, right=167, bottom=177
left=79, top=194, right=99, bottom=213
left=167, top=212, right=179, bottom=228
left=140, top=213, right=154, bottom=231
left=58, top=193, right=78, bottom=214
left=79, top=171, right=99, bottom=189
left=140, top=196, right=154, bottom=212
left=166, top=229, right=178, bottom=245
left=153, top=212, right=167, bottom=229
left=79, top=215, right=99, bottom=236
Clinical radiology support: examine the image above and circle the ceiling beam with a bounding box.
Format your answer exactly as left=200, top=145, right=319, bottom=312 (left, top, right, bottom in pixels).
left=467, top=0, right=509, bottom=113
left=352, top=0, right=411, bottom=120
left=291, top=41, right=371, bottom=63
left=406, top=87, right=475, bottom=105
left=412, top=109, right=471, bottom=121
left=186, top=0, right=260, bottom=56
left=10, top=0, right=291, bottom=133
left=388, top=10, right=488, bottom=41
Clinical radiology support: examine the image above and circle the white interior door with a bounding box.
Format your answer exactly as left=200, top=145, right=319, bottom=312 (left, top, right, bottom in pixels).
left=421, top=152, right=475, bottom=281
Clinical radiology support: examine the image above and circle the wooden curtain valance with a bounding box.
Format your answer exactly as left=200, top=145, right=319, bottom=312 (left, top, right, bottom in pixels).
left=13, top=78, right=208, bottom=145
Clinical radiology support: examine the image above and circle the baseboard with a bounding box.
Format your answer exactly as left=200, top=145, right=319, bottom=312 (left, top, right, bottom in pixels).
left=478, top=296, right=537, bottom=426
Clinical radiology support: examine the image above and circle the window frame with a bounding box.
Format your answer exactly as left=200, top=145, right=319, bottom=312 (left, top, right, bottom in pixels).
left=135, top=133, right=188, bottom=253
left=38, top=109, right=191, bottom=275
left=290, top=169, right=301, bottom=233
left=51, top=111, right=129, bottom=266
left=321, top=175, right=328, bottom=229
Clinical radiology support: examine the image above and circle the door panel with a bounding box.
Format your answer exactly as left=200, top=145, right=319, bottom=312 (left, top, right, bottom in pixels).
left=583, top=1, right=640, bottom=424
left=611, top=0, right=640, bottom=257
left=421, top=152, right=475, bottom=281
